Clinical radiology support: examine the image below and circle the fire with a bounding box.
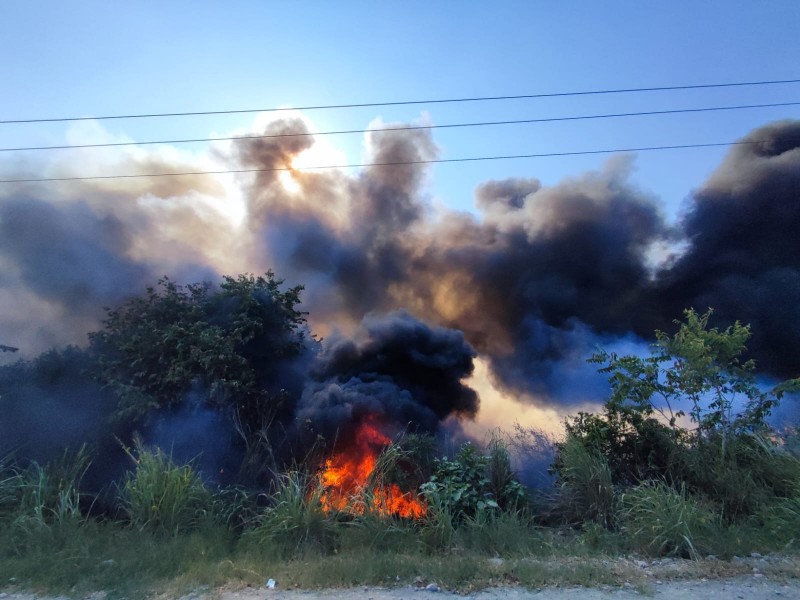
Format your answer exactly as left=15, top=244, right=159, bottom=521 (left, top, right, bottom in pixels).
left=317, top=416, right=427, bottom=519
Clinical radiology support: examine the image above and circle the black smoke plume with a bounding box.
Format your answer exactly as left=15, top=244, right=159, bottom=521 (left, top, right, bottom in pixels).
left=296, top=311, right=478, bottom=445
left=653, top=121, right=800, bottom=378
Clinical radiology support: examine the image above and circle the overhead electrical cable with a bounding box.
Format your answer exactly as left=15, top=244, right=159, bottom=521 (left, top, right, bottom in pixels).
left=1, top=137, right=793, bottom=184
left=1, top=78, right=798, bottom=125
left=1, top=101, right=798, bottom=153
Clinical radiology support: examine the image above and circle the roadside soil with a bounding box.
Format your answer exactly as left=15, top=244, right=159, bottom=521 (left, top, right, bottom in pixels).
left=2, top=555, right=798, bottom=600
left=220, top=578, right=799, bottom=600
left=212, top=554, right=800, bottom=600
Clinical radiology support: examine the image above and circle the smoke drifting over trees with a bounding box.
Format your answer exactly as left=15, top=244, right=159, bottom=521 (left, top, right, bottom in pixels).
left=654, top=120, right=800, bottom=378
left=0, top=116, right=799, bottom=474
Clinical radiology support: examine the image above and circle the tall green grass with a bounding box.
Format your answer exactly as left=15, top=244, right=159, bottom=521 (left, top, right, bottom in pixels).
left=246, top=470, right=337, bottom=558
left=553, top=435, right=615, bottom=527
left=620, top=480, right=716, bottom=559
left=120, top=440, right=212, bottom=535
left=0, top=459, right=23, bottom=522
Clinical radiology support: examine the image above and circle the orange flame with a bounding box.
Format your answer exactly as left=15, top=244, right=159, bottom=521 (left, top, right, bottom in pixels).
left=318, top=416, right=427, bottom=519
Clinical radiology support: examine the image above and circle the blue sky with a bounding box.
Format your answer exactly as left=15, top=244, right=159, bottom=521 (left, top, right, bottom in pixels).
left=2, top=2, right=800, bottom=436
left=2, top=1, right=799, bottom=219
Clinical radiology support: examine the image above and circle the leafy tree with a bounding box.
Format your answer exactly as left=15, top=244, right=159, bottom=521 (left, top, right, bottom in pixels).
left=588, top=308, right=798, bottom=457
left=89, top=272, right=310, bottom=431
left=557, top=309, right=800, bottom=520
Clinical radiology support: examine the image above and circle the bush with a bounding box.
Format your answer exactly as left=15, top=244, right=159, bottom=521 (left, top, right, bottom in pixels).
left=557, top=309, right=800, bottom=526
left=671, top=432, right=800, bottom=521
left=620, top=480, right=717, bottom=559
left=420, top=443, right=496, bottom=519
left=120, top=441, right=211, bottom=535
left=89, top=272, right=309, bottom=431
left=420, top=441, right=525, bottom=522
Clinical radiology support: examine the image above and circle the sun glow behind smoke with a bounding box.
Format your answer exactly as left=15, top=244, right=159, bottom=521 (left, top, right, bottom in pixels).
left=274, top=114, right=350, bottom=195
left=460, top=358, right=582, bottom=440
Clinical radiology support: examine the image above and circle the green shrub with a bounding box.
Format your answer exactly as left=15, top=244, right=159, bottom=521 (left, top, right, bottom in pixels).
left=486, top=435, right=527, bottom=510
left=420, top=443, right=496, bottom=519
left=558, top=309, right=800, bottom=527
left=120, top=441, right=211, bottom=535
left=420, top=441, right=525, bottom=521
left=620, top=480, right=717, bottom=559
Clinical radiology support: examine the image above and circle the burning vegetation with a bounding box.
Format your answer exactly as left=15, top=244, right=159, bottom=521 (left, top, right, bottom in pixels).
left=317, top=415, right=427, bottom=519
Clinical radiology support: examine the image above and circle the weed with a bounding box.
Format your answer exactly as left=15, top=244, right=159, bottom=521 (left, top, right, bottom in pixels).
left=455, top=508, right=550, bottom=557
left=120, top=439, right=211, bottom=535
left=620, top=480, right=717, bottom=559
left=246, top=470, right=336, bottom=558
left=486, top=434, right=527, bottom=510
left=0, top=461, right=23, bottom=523
left=418, top=495, right=456, bottom=553
left=759, top=495, right=800, bottom=549
left=554, top=435, right=615, bottom=527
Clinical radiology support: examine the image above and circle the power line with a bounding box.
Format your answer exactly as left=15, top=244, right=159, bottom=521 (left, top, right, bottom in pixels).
left=0, top=138, right=789, bottom=184
left=2, top=78, right=799, bottom=125
left=2, top=101, right=798, bottom=153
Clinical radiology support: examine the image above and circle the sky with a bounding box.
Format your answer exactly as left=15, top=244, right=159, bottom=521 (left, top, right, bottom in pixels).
left=1, top=2, right=800, bottom=442
left=1, top=1, right=799, bottom=218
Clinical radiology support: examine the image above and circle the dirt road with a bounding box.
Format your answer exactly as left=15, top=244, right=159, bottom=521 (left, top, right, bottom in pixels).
left=1, top=577, right=798, bottom=600
left=216, top=578, right=797, bottom=600
left=2, top=556, right=798, bottom=600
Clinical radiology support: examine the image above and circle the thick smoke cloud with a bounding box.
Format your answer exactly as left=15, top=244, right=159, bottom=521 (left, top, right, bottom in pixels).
left=234, top=123, right=667, bottom=399
left=654, top=121, right=800, bottom=378
left=0, top=144, right=228, bottom=358
left=0, top=347, right=128, bottom=489
left=0, top=197, right=152, bottom=307
left=296, top=311, right=478, bottom=443
left=422, top=158, right=666, bottom=395
left=229, top=119, right=800, bottom=400
left=235, top=118, right=437, bottom=325
left=1, top=116, right=799, bottom=476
